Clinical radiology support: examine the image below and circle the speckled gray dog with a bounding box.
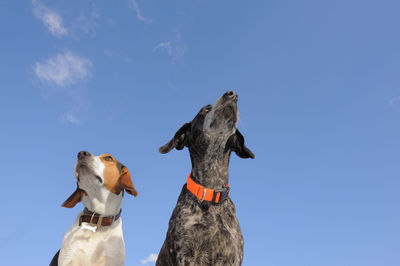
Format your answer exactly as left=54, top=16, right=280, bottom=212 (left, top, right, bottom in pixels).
left=156, top=91, right=255, bottom=266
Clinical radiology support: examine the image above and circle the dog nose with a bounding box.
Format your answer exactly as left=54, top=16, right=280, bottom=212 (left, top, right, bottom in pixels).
left=77, top=150, right=90, bottom=160
left=225, top=90, right=238, bottom=101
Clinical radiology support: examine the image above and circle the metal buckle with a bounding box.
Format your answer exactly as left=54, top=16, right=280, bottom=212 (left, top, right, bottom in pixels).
left=211, top=187, right=230, bottom=204
left=200, top=188, right=207, bottom=202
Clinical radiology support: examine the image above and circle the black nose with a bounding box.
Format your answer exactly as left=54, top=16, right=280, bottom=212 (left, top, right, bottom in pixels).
left=225, top=90, right=238, bottom=101
left=77, top=151, right=90, bottom=160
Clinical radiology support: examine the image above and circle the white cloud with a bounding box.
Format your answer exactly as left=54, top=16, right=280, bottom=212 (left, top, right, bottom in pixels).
left=154, top=41, right=173, bottom=54
left=71, top=8, right=101, bottom=37
left=33, top=51, right=92, bottom=125
left=59, top=96, right=89, bottom=125
left=32, top=0, right=68, bottom=38
left=141, top=253, right=158, bottom=264
left=128, top=0, right=152, bottom=23
left=34, top=51, right=93, bottom=87
left=63, top=112, right=81, bottom=124
left=153, top=29, right=186, bottom=64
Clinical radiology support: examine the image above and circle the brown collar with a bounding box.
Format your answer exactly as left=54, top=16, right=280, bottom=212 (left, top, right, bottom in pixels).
left=79, top=208, right=122, bottom=227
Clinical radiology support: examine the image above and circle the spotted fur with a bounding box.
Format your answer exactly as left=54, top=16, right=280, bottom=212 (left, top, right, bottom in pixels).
left=157, top=91, right=254, bottom=266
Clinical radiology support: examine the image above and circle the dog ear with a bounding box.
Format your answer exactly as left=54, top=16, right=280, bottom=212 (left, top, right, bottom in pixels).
left=159, top=123, right=191, bottom=154
left=62, top=184, right=85, bottom=208
left=226, top=129, right=255, bottom=159
left=118, top=166, right=138, bottom=197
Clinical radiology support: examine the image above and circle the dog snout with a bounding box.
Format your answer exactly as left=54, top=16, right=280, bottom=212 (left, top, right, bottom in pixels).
left=225, top=90, right=238, bottom=101
left=77, top=150, right=91, bottom=160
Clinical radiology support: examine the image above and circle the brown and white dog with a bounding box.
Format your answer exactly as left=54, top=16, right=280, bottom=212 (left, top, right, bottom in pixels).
left=50, top=151, right=137, bottom=266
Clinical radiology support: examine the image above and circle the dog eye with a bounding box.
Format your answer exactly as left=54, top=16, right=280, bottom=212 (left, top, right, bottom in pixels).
left=104, top=156, right=113, bottom=161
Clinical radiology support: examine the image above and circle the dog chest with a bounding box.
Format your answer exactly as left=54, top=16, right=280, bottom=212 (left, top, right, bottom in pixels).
left=59, top=216, right=125, bottom=266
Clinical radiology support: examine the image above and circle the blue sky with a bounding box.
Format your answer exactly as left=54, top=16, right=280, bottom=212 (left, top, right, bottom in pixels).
left=0, top=0, right=399, bottom=265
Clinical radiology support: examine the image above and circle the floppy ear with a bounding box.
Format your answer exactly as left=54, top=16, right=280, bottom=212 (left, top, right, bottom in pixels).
left=159, top=123, right=191, bottom=154
left=62, top=184, right=85, bottom=208
left=118, top=166, right=138, bottom=197
left=226, top=129, right=255, bottom=159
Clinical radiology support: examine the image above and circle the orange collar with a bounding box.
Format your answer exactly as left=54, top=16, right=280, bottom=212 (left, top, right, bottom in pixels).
left=186, top=173, right=230, bottom=204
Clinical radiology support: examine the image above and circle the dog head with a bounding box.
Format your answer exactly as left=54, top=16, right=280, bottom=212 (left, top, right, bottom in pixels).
left=62, top=151, right=137, bottom=209
left=159, top=91, right=254, bottom=162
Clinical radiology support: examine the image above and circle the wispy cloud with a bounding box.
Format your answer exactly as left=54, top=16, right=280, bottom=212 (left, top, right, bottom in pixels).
left=71, top=8, right=101, bottom=37
left=154, top=41, right=172, bottom=54
left=153, top=29, right=186, bottom=64
left=128, top=0, right=152, bottom=23
left=141, top=253, right=158, bottom=264
left=31, top=1, right=95, bottom=124
left=63, top=112, right=81, bottom=124
left=32, top=0, right=68, bottom=38
left=34, top=51, right=93, bottom=87
left=59, top=93, right=89, bottom=125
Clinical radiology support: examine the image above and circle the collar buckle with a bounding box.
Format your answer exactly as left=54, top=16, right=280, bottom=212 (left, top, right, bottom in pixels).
left=211, top=187, right=230, bottom=204
left=200, top=188, right=207, bottom=202
left=186, top=173, right=230, bottom=205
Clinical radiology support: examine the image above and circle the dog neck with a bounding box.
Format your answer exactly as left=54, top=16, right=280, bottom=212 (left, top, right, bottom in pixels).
left=79, top=173, right=123, bottom=216
left=190, top=148, right=231, bottom=189
left=82, top=190, right=122, bottom=217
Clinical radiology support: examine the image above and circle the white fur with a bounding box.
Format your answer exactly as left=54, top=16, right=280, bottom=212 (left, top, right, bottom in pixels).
left=59, top=214, right=125, bottom=266
left=59, top=154, right=126, bottom=266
